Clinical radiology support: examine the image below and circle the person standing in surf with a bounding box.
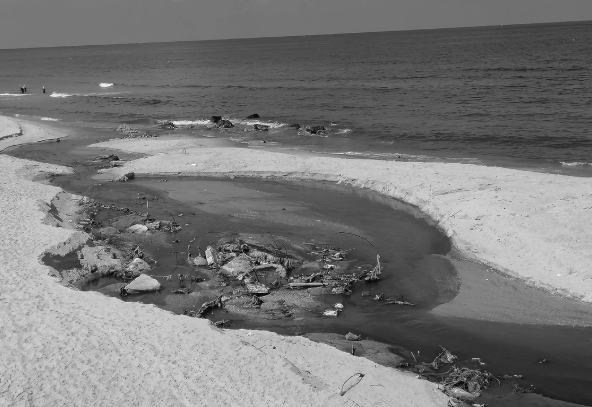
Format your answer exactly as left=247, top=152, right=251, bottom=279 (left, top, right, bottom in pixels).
left=42, top=86, right=46, bottom=94
left=20, top=85, right=24, bottom=94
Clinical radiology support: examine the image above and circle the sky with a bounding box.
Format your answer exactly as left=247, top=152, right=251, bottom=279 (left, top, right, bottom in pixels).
left=1, top=0, right=592, bottom=49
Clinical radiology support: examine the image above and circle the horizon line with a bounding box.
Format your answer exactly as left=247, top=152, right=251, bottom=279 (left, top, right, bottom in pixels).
left=1, top=18, right=590, bottom=51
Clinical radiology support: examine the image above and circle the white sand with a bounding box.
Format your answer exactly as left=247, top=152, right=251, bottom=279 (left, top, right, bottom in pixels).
left=92, top=137, right=592, bottom=302
left=0, top=115, right=64, bottom=152
left=0, top=119, right=449, bottom=405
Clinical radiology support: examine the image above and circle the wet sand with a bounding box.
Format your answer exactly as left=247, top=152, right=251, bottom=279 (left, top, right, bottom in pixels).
left=3, top=115, right=592, bottom=406
left=0, top=114, right=452, bottom=407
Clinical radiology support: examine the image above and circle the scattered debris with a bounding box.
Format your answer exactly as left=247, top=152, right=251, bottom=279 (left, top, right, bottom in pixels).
left=192, top=294, right=225, bottom=318
left=431, top=346, right=457, bottom=370
left=340, top=373, right=365, bottom=396
left=439, top=366, right=499, bottom=400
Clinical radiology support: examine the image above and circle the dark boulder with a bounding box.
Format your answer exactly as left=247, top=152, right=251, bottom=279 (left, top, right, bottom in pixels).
left=211, top=115, right=222, bottom=123
left=288, top=124, right=301, bottom=130
left=216, top=119, right=234, bottom=129
left=253, top=124, right=269, bottom=131
left=246, top=114, right=260, bottom=119
left=304, top=126, right=328, bottom=135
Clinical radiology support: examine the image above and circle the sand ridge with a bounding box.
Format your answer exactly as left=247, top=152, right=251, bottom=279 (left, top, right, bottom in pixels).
left=0, top=121, right=449, bottom=406
left=91, top=137, right=592, bottom=303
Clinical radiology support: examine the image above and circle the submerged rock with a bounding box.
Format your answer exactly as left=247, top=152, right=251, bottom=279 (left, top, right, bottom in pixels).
left=253, top=124, right=269, bottom=131
left=288, top=123, right=301, bottom=130
left=211, top=115, right=222, bottom=123
left=245, top=113, right=260, bottom=119
left=125, top=274, right=161, bottom=294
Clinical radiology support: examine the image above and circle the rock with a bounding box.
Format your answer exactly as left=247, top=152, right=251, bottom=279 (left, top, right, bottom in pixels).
left=205, top=246, right=220, bottom=267
left=211, top=115, right=222, bottom=123
left=98, top=154, right=119, bottom=161
left=216, top=119, right=234, bottom=129
left=323, top=309, right=339, bottom=317
left=220, top=254, right=252, bottom=276
left=345, top=332, right=361, bottom=341
left=193, top=256, right=208, bottom=267
left=159, top=121, right=176, bottom=129
left=117, top=172, right=135, bottom=182
left=110, top=160, right=125, bottom=167
left=253, top=124, right=269, bottom=131
left=145, top=221, right=161, bottom=230
left=127, top=224, right=148, bottom=234
left=304, top=126, right=328, bottom=135
left=125, top=258, right=150, bottom=276
left=288, top=124, right=301, bottom=130
left=245, top=114, right=260, bottom=119
left=100, top=283, right=127, bottom=295
left=124, top=274, right=161, bottom=293
left=78, top=246, right=123, bottom=276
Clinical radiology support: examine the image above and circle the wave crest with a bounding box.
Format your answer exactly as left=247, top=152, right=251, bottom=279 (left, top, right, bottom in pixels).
left=99, top=83, right=114, bottom=88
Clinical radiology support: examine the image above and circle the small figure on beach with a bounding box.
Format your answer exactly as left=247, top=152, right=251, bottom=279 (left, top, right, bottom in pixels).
left=24, top=85, right=27, bottom=93
left=43, top=86, right=46, bottom=94
left=20, top=86, right=24, bottom=94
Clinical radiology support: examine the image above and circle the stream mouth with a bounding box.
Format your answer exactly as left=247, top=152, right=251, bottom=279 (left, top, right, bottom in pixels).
left=6, top=131, right=592, bottom=406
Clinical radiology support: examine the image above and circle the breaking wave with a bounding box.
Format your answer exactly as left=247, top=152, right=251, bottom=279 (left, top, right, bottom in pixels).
left=0, top=93, right=27, bottom=97
left=99, top=83, right=114, bottom=88
left=50, top=92, right=72, bottom=98
left=40, top=117, right=60, bottom=121
left=560, top=161, right=592, bottom=167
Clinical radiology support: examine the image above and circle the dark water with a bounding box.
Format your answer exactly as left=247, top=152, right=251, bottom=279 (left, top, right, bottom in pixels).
left=2, top=21, right=592, bottom=166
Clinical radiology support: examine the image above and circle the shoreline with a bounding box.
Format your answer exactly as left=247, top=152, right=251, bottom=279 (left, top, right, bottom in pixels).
left=90, top=135, right=592, bottom=305
left=0, top=116, right=453, bottom=405
left=2, top=114, right=592, bottom=405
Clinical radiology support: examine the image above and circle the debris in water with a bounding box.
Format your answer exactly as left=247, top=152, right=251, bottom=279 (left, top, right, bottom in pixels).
left=431, top=346, right=457, bottom=370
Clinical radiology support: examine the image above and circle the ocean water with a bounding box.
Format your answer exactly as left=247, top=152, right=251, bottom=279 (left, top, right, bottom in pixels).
left=1, top=21, right=592, bottom=165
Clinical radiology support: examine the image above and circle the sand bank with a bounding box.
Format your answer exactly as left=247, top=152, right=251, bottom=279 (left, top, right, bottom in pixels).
left=0, top=115, right=65, bottom=152
left=91, top=136, right=592, bottom=303
left=0, top=124, right=449, bottom=405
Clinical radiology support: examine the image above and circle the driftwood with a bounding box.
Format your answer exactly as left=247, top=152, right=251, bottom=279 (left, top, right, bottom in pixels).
left=196, top=294, right=224, bottom=318
left=289, top=282, right=325, bottom=288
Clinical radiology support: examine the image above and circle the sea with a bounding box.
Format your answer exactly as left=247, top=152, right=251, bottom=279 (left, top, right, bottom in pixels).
left=1, top=20, right=592, bottom=169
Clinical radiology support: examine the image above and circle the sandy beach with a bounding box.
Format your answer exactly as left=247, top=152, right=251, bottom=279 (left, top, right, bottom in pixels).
left=3, top=113, right=592, bottom=406
left=91, top=136, right=592, bottom=304
left=0, top=118, right=454, bottom=404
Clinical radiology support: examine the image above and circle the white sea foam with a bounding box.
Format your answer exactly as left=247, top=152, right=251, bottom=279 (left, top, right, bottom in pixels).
left=50, top=92, right=72, bottom=98
left=99, top=83, right=114, bottom=88
left=335, top=128, right=352, bottom=134
left=171, top=119, right=212, bottom=126
left=40, top=117, right=60, bottom=122
left=0, top=93, right=26, bottom=97
left=239, top=119, right=287, bottom=129
left=560, top=161, right=591, bottom=167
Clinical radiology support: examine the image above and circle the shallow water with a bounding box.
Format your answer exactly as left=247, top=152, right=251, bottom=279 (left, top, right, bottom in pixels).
left=6, top=135, right=592, bottom=406
left=2, top=21, right=592, bottom=167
